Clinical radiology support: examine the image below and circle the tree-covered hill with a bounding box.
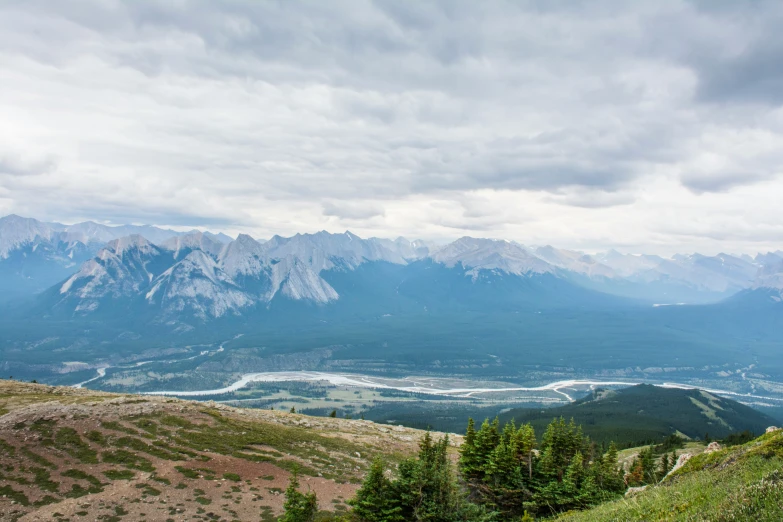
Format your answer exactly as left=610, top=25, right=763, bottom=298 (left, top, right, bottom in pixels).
left=499, top=384, right=778, bottom=446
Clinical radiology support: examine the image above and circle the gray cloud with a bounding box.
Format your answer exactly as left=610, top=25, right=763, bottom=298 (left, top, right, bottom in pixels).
left=322, top=201, right=385, bottom=220
left=1, top=1, right=783, bottom=252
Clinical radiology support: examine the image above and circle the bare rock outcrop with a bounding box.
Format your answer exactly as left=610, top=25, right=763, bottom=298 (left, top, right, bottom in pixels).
left=704, top=441, right=723, bottom=454
left=625, top=485, right=648, bottom=497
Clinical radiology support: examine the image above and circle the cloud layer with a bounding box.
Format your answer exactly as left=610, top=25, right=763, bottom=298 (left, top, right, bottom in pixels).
left=1, top=0, right=782, bottom=254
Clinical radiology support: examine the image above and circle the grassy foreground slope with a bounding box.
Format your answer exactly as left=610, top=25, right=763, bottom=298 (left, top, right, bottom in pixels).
left=557, top=429, right=783, bottom=521
left=0, top=380, right=438, bottom=522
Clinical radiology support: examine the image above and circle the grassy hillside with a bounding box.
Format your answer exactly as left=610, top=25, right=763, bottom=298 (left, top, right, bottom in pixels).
left=0, top=380, right=437, bottom=521
left=499, top=384, right=777, bottom=446
left=556, top=428, right=783, bottom=521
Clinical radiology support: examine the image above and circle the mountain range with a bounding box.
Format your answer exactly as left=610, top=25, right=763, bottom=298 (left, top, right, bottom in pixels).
left=2, top=214, right=782, bottom=323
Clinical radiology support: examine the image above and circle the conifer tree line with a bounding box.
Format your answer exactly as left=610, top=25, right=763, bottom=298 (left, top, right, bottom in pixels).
left=280, top=416, right=677, bottom=521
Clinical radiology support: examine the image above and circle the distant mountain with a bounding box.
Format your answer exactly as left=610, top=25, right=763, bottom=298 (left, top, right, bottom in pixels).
left=162, top=231, right=225, bottom=260
left=0, top=215, right=231, bottom=301
left=36, top=227, right=629, bottom=324
left=534, top=245, right=616, bottom=278
left=499, top=384, right=778, bottom=445
left=722, top=258, right=783, bottom=307
left=4, top=213, right=783, bottom=325
left=0, top=215, right=100, bottom=301
left=432, top=237, right=554, bottom=278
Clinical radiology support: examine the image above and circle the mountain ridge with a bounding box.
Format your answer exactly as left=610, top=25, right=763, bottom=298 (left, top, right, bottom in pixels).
left=3, top=213, right=783, bottom=325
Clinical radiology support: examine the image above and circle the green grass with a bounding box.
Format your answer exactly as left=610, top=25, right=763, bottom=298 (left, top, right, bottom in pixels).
left=0, top=438, right=14, bottom=456
left=30, top=467, right=60, bottom=493
left=53, top=427, right=98, bottom=464
left=112, top=436, right=183, bottom=461
left=103, top=469, right=135, bottom=480
left=174, top=465, right=201, bottom=479
left=102, top=449, right=155, bottom=472
left=62, top=468, right=102, bottom=488
left=135, top=483, right=162, bottom=496
left=100, top=420, right=140, bottom=435
left=85, top=430, right=107, bottom=445
left=151, top=474, right=172, bottom=485
left=33, top=495, right=59, bottom=507
left=163, top=409, right=371, bottom=480
left=557, top=431, right=783, bottom=521
left=0, top=485, right=30, bottom=506
left=21, top=446, right=57, bottom=468
left=223, top=472, right=241, bottom=482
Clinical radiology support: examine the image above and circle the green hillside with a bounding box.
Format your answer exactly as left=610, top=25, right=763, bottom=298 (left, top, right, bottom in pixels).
left=556, top=428, right=783, bottom=521
left=499, top=384, right=777, bottom=446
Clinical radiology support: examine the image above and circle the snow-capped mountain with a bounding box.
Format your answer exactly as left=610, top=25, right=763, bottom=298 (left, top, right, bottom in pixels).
left=146, top=250, right=253, bottom=319
left=263, top=231, right=408, bottom=271
left=756, top=251, right=783, bottom=269
left=590, top=248, right=759, bottom=300
left=6, top=213, right=783, bottom=325
left=431, top=237, right=554, bottom=278
left=0, top=214, right=60, bottom=259
left=52, top=230, right=370, bottom=320
left=753, top=259, right=783, bottom=292
left=367, top=237, right=434, bottom=261
left=163, top=231, right=224, bottom=260
left=269, top=256, right=339, bottom=303
left=0, top=215, right=236, bottom=302
left=533, top=246, right=616, bottom=278
left=56, top=235, right=170, bottom=313
left=593, top=249, right=663, bottom=278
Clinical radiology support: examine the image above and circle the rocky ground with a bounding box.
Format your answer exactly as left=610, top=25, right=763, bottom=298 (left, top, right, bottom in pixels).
left=0, top=381, right=455, bottom=521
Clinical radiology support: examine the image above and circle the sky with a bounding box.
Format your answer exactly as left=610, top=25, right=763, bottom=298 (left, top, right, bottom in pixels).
left=1, top=1, right=782, bottom=256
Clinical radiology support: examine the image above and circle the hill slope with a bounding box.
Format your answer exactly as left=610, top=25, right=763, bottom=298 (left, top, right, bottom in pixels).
left=499, top=384, right=778, bottom=446
left=557, top=428, right=783, bottom=521
left=0, top=381, right=437, bottom=521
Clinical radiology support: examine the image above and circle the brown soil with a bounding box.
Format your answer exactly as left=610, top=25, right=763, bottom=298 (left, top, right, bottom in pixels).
left=0, top=380, right=461, bottom=521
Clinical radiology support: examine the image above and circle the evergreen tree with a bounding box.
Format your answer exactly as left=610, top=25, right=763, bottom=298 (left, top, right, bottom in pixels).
left=626, top=458, right=645, bottom=487
left=538, top=418, right=584, bottom=481
left=472, top=418, right=501, bottom=481
left=281, top=470, right=318, bottom=522
left=394, top=433, right=492, bottom=521
left=350, top=457, right=403, bottom=522
left=596, top=442, right=625, bottom=494
left=290, top=406, right=296, bottom=414
left=329, top=409, right=337, bottom=418
left=659, top=453, right=670, bottom=479
left=460, top=418, right=481, bottom=479
left=639, top=447, right=657, bottom=484
left=513, top=423, right=536, bottom=479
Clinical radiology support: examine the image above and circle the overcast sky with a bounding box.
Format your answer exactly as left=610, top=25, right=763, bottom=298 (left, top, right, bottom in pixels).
left=1, top=1, right=782, bottom=255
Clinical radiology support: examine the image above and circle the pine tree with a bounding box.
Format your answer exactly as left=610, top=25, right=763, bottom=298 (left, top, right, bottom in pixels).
left=394, top=433, right=490, bottom=521
left=597, top=442, right=625, bottom=494
left=280, top=470, right=318, bottom=522
left=472, top=418, right=501, bottom=480
left=350, top=457, right=403, bottom=522
left=290, top=406, right=296, bottom=414
left=538, top=418, right=583, bottom=481
left=659, top=453, right=670, bottom=479
left=639, top=447, right=657, bottom=484
left=626, top=458, right=644, bottom=487
left=513, top=423, right=536, bottom=479
left=329, top=409, right=337, bottom=418
left=459, top=418, right=481, bottom=479
left=562, top=452, right=585, bottom=500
